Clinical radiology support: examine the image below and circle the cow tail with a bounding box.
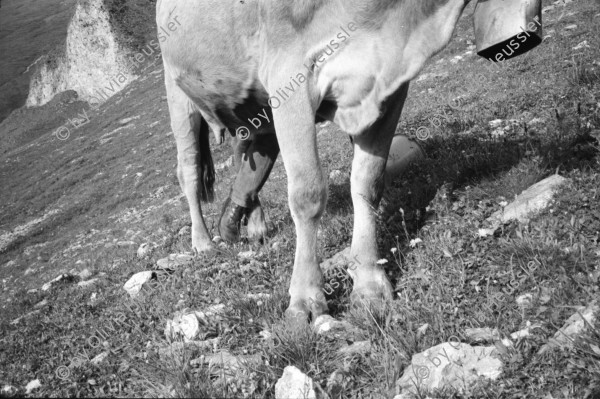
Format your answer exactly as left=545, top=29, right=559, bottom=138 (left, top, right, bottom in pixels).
left=199, top=117, right=216, bottom=203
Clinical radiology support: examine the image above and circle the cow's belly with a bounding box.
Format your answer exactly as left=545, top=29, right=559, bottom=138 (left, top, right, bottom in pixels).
left=158, top=0, right=268, bottom=131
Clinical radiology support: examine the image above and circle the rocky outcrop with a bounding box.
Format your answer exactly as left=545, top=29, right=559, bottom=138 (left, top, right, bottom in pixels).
left=26, top=0, right=140, bottom=107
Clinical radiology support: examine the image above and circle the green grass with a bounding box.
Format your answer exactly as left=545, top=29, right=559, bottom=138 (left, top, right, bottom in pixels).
left=1, top=0, right=600, bottom=397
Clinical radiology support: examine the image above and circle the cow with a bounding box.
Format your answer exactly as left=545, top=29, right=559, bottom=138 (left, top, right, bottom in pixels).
left=157, top=0, right=473, bottom=321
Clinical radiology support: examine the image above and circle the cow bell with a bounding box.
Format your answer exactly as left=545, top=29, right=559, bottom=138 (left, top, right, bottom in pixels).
left=385, top=135, right=425, bottom=184
left=474, top=0, right=542, bottom=61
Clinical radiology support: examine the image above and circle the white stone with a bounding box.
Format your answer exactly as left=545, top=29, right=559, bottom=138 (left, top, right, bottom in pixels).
left=338, top=340, right=372, bottom=356
left=137, top=243, right=154, bottom=259
left=275, top=366, right=316, bottom=399
left=319, top=247, right=351, bottom=272
left=42, top=274, right=71, bottom=291
left=313, top=315, right=353, bottom=335
left=465, top=328, right=501, bottom=343
left=25, top=379, right=41, bottom=394
left=516, top=293, right=534, bottom=307
left=215, top=156, right=234, bottom=171
left=489, top=119, right=503, bottom=129
left=1, top=386, right=17, bottom=395
left=164, top=313, right=200, bottom=342
left=539, top=301, right=598, bottom=354
left=123, top=271, right=154, bottom=298
left=78, top=278, right=99, bottom=288
left=34, top=299, right=48, bottom=309
left=195, top=304, right=227, bottom=320
left=488, top=175, right=569, bottom=223
left=573, top=41, right=590, bottom=51
left=238, top=250, right=256, bottom=259
left=396, top=342, right=503, bottom=397
left=156, top=253, right=194, bottom=270
left=91, top=351, right=109, bottom=365
left=78, top=268, right=92, bottom=280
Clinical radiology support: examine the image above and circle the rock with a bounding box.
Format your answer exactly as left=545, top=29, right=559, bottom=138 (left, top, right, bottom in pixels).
left=489, top=119, right=503, bottom=129
left=123, top=271, right=154, bottom=298
left=313, top=315, right=354, bottom=335
left=156, top=253, right=194, bottom=270
left=34, top=299, right=48, bottom=309
left=25, top=379, right=41, bottom=394
left=164, top=312, right=201, bottom=342
left=416, top=323, right=429, bottom=340
left=275, top=366, right=317, bottom=399
left=396, top=342, right=503, bottom=397
left=339, top=340, right=372, bottom=357
left=117, top=241, right=137, bottom=247
left=465, top=328, right=501, bottom=343
left=238, top=250, right=256, bottom=259
left=78, top=278, right=99, bottom=288
left=195, top=304, right=227, bottom=320
left=246, top=293, right=271, bottom=301
left=329, top=170, right=349, bottom=186
left=564, top=24, right=577, bottom=31
left=319, top=247, right=351, bottom=272
left=119, top=116, right=139, bottom=125
left=137, top=243, right=154, bottom=259
left=42, top=274, right=72, bottom=291
left=78, top=268, right=92, bottom=280
left=91, top=351, right=109, bottom=365
left=539, top=301, right=599, bottom=354
left=488, top=175, right=570, bottom=223
left=516, top=293, right=534, bottom=307
left=510, top=322, right=542, bottom=341
left=1, top=386, right=17, bottom=396
left=178, top=225, right=191, bottom=237
left=573, top=41, right=590, bottom=51
left=215, top=155, right=234, bottom=171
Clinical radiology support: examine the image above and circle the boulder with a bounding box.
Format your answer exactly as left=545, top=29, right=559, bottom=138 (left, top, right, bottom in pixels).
left=539, top=301, right=599, bottom=354
left=488, top=175, right=570, bottom=223
left=275, top=366, right=317, bottom=399
left=396, top=342, right=503, bottom=397
left=122, top=271, right=154, bottom=298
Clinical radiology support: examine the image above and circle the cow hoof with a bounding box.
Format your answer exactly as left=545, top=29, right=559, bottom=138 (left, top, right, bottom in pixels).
left=218, top=197, right=248, bottom=242
left=350, top=276, right=393, bottom=309
left=192, top=242, right=216, bottom=256
left=285, top=296, right=328, bottom=323
left=247, top=202, right=267, bottom=243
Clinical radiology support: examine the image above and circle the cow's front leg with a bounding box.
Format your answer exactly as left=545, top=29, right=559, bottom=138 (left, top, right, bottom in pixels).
left=348, top=83, right=410, bottom=304
left=271, top=83, right=328, bottom=321
left=165, top=76, right=214, bottom=254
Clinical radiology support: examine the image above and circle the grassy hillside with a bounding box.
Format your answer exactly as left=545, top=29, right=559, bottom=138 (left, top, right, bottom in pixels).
left=0, top=0, right=599, bottom=397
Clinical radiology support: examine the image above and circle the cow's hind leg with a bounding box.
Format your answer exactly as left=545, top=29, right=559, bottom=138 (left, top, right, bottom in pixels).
left=348, top=83, right=410, bottom=304
left=165, top=75, right=215, bottom=253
